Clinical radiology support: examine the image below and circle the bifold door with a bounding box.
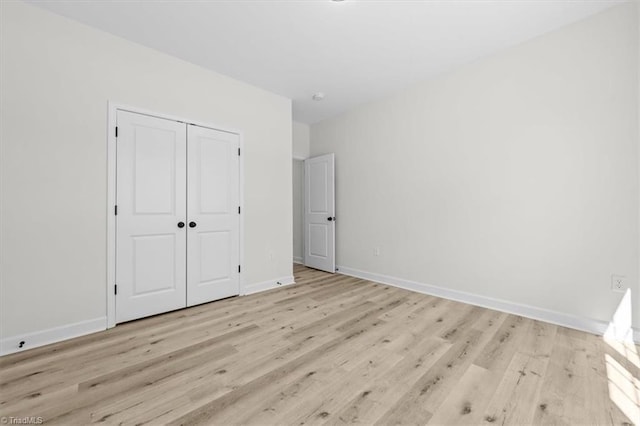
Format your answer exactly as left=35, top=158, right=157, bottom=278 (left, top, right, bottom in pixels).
left=115, top=110, right=239, bottom=323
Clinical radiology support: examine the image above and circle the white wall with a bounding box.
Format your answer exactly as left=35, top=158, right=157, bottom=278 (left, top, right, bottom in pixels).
left=312, top=4, right=640, bottom=329
left=637, top=0, right=640, bottom=332
left=0, top=1, right=292, bottom=346
left=292, top=121, right=310, bottom=263
left=293, top=121, right=310, bottom=159
left=292, top=159, right=304, bottom=263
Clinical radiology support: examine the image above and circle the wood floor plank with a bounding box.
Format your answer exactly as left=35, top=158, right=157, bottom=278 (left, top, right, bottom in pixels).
left=482, top=351, right=549, bottom=425
left=1, top=320, right=260, bottom=404
left=167, top=324, right=398, bottom=425
left=229, top=364, right=343, bottom=425
left=329, top=337, right=452, bottom=425
left=284, top=349, right=405, bottom=426
left=583, top=334, right=636, bottom=425
left=473, top=314, right=529, bottom=372
left=427, top=363, right=495, bottom=425
left=375, top=328, right=488, bottom=425
left=41, top=343, right=238, bottom=424
left=532, top=334, right=590, bottom=425
left=0, top=265, right=635, bottom=425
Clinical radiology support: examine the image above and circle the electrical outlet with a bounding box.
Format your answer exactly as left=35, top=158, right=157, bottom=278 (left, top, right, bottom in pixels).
left=373, top=247, right=380, bottom=256
left=611, top=275, right=626, bottom=293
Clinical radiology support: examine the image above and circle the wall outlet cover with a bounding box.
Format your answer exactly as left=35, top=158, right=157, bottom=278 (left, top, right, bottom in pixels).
left=611, top=275, right=626, bottom=293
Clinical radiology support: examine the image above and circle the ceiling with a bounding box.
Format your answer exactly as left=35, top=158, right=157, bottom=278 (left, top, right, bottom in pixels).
left=29, top=0, right=623, bottom=124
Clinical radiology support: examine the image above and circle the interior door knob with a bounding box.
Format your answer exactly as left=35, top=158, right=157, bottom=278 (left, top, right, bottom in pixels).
left=327, top=217, right=336, bottom=221
left=177, top=222, right=185, bottom=228
left=189, top=221, right=197, bottom=228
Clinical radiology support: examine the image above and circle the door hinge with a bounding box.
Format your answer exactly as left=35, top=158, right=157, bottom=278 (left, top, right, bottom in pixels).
left=115, top=127, right=118, bottom=138
left=114, top=284, right=117, bottom=295
left=238, top=265, right=241, bottom=273
left=238, top=148, right=241, bottom=156
left=114, top=205, right=118, bottom=215
left=238, top=206, right=241, bottom=214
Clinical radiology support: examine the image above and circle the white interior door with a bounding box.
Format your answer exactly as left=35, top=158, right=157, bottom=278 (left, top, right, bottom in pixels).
left=186, top=125, right=240, bottom=306
left=304, top=153, right=335, bottom=273
left=115, top=111, right=187, bottom=323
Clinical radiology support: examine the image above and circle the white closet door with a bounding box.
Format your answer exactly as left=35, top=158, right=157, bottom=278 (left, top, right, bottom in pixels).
left=116, top=111, right=187, bottom=323
left=304, top=153, right=335, bottom=273
left=186, top=124, right=240, bottom=306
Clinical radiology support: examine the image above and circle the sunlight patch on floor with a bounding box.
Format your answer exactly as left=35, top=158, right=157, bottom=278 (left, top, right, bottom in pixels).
left=605, top=354, right=640, bottom=424
left=604, top=288, right=640, bottom=424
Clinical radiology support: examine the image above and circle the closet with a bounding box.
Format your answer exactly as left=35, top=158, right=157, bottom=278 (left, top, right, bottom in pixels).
left=115, top=110, right=240, bottom=323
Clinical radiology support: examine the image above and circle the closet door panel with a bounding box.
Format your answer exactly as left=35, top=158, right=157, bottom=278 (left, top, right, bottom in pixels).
left=187, top=125, right=240, bottom=306
left=115, top=111, right=187, bottom=323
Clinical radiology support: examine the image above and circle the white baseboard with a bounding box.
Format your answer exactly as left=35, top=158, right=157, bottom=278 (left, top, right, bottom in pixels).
left=338, top=265, right=638, bottom=341
left=1, top=317, right=106, bottom=356
left=1, top=276, right=293, bottom=356
left=243, top=275, right=296, bottom=296
left=3, top=269, right=635, bottom=357
left=293, top=257, right=304, bottom=265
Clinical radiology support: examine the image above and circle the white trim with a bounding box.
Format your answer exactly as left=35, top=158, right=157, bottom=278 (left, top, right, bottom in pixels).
left=108, top=102, right=243, bottom=135
left=338, top=265, right=638, bottom=340
left=238, top=131, right=245, bottom=297
left=106, top=103, right=117, bottom=328
left=107, top=101, right=244, bottom=328
left=293, top=256, right=304, bottom=264
left=293, top=155, right=307, bottom=161
left=243, top=276, right=296, bottom=295
left=0, top=317, right=106, bottom=356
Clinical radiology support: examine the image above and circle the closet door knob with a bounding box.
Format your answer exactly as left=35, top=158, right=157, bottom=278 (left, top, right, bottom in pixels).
left=189, top=221, right=197, bottom=228
left=177, top=222, right=185, bottom=228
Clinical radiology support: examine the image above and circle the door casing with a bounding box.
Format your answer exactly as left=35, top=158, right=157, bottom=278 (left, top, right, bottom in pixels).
left=106, top=102, right=244, bottom=329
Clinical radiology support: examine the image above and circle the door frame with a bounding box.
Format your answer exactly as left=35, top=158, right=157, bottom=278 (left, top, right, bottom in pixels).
left=106, top=102, right=244, bottom=329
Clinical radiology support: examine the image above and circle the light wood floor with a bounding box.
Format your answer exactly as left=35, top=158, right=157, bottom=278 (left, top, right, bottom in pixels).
left=1, top=264, right=638, bottom=425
